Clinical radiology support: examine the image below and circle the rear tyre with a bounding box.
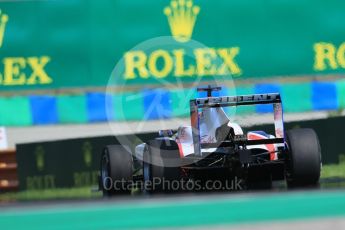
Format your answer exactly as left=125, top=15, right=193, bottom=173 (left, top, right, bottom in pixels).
left=285, top=128, right=321, bottom=188
left=100, top=145, right=133, bottom=196
left=143, top=139, right=181, bottom=193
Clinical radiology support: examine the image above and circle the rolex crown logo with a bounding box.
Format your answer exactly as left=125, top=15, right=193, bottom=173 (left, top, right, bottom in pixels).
left=83, top=142, right=92, bottom=168
left=0, top=10, right=8, bottom=48
left=164, top=0, right=200, bottom=43
left=35, top=146, right=45, bottom=171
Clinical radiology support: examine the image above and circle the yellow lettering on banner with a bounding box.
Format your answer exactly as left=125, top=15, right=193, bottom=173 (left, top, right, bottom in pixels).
left=173, top=49, right=194, bottom=77
left=124, top=51, right=149, bottom=79
left=336, top=42, right=345, bottom=68
left=313, top=42, right=338, bottom=71
left=26, top=175, right=56, bottom=190
left=122, top=47, right=243, bottom=79
left=194, top=48, right=217, bottom=76
left=217, top=47, right=242, bottom=75
left=148, top=49, right=173, bottom=78
left=27, top=56, right=52, bottom=85
left=3, top=57, right=26, bottom=85
left=74, top=171, right=99, bottom=187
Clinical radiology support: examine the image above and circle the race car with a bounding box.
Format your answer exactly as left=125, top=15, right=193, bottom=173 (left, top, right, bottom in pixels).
left=100, top=86, right=322, bottom=196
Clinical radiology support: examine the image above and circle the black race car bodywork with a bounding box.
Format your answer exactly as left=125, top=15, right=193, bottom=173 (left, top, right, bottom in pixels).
left=100, top=86, right=322, bottom=195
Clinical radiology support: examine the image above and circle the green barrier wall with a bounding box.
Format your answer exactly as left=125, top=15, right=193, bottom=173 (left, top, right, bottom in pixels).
left=112, top=92, right=145, bottom=120
left=0, top=80, right=343, bottom=126
left=171, top=88, right=197, bottom=117
left=57, top=95, right=88, bottom=123
left=0, top=97, right=32, bottom=125
left=337, top=80, right=345, bottom=108
left=0, top=0, right=345, bottom=90
left=16, top=133, right=156, bottom=190
left=281, top=83, right=313, bottom=113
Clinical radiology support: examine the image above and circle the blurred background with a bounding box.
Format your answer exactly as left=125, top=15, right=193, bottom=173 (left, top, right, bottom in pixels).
left=0, top=0, right=345, bottom=229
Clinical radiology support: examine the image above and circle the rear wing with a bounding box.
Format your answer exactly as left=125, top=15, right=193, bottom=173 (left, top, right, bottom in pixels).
left=190, top=93, right=285, bottom=156
left=194, top=93, right=281, bottom=108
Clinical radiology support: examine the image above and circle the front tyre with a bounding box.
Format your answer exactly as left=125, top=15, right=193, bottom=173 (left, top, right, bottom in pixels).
left=100, top=145, right=133, bottom=196
left=285, top=128, right=321, bottom=188
left=143, top=139, right=181, bottom=194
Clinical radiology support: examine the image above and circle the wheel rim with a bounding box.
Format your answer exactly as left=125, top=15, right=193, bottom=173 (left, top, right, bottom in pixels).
left=143, top=151, right=151, bottom=194
left=101, top=154, right=111, bottom=190
left=143, top=160, right=150, bottom=182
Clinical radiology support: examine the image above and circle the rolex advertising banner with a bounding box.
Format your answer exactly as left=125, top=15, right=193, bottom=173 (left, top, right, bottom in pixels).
left=16, top=133, right=156, bottom=190
left=0, top=0, right=345, bottom=91
left=15, top=136, right=115, bottom=190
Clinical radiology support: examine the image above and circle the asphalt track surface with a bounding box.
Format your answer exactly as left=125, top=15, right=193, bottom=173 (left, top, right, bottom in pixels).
left=1, top=188, right=345, bottom=229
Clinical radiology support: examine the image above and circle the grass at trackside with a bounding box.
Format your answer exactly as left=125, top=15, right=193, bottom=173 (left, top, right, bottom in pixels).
left=321, top=154, right=345, bottom=179
left=0, top=187, right=102, bottom=202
